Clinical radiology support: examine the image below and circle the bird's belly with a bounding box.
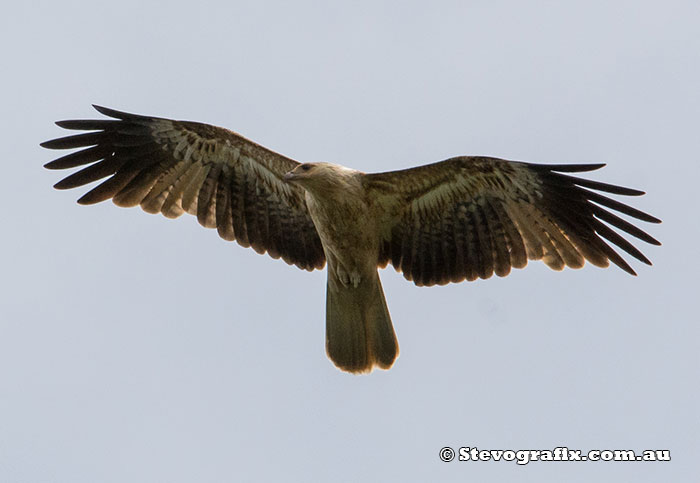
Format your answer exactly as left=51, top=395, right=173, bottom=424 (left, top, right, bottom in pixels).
left=305, top=194, right=379, bottom=281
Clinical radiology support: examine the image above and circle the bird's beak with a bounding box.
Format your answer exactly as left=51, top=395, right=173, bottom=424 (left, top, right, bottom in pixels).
left=284, top=172, right=296, bottom=183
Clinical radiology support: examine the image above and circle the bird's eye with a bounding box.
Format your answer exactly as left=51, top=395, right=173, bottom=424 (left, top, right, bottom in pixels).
left=301, top=164, right=312, bottom=172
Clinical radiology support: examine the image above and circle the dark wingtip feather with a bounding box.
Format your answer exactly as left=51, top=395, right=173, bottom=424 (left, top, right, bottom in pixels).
left=589, top=205, right=662, bottom=245
left=594, top=221, right=653, bottom=266
left=53, top=170, right=100, bottom=190
left=586, top=190, right=661, bottom=224
left=560, top=174, right=647, bottom=196
left=40, top=132, right=103, bottom=150
left=588, top=182, right=644, bottom=197
left=40, top=139, right=66, bottom=149
left=55, top=119, right=118, bottom=130
left=638, top=212, right=662, bottom=224
left=92, top=104, right=149, bottom=121
left=93, top=104, right=127, bottom=119
left=533, top=163, right=607, bottom=173
left=43, top=146, right=109, bottom=170
left=556, top=163, right=606, bottom=172
left=77, top=192, right=102, bottom=205
left=611, top=254, right=637, bottom=276
left=55, top=120, right=82, bottom=129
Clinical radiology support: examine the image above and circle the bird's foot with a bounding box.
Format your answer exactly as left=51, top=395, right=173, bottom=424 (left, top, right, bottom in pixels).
left=337, top=266, right=362, bottom=288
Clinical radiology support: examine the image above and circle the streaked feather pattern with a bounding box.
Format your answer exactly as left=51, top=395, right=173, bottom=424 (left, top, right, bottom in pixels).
left=42, top=105, right=325, bottom=271
left=369, top=156, right=660, bottom=286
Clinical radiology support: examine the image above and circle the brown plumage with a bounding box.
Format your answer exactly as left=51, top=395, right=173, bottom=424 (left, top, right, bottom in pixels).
left=42, top=106, right=661, bottom=374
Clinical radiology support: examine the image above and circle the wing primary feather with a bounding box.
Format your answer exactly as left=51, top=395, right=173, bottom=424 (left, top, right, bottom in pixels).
left=584, top=190, right=661, bottom=223
left=529, top=163, right=607, bottom=173
left=115, top=164, right=163, bottom=208
left=592, top=220, right=652, bottom=265
left=535, top=214, right=584, bottom=269
left=589, top=204, right=661, bottom=245
left=590, top=235, right=636, bottom=275
left=77, top=168, right=143, bottom=205
left=44, top=145, right=111, bottom=170
left=40, top=132, right=105, bottom=150
left=92, top=104, right=153, bottom=121
left=542, top=202, right=611, bottom=269
left=548, top=173, right=645, bottom=196
left=54, top=119, right=120, bottom=130
left=111, top=135, right=154, bottom=148
left=53, top=155, right=128, bottom=190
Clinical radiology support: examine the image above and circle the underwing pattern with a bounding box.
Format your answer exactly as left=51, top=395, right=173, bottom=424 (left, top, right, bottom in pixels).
left=43, top=106, right=661, bottom=373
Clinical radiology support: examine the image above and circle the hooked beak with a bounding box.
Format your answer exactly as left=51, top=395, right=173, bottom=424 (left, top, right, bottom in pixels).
left=284, top=171, right=296, bottom=183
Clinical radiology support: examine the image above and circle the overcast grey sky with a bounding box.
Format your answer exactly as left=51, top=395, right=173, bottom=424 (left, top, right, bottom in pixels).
left=1, top=1, right=698, bottom=481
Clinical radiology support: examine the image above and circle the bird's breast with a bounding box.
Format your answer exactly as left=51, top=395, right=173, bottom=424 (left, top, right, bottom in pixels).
left=304, top=192, right=380, bottom=273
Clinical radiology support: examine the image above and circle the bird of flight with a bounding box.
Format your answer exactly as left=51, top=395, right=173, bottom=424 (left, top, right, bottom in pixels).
left=42, top=106, right=660, bottom=374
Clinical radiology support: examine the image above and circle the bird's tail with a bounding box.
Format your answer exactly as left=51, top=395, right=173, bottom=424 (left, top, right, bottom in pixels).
left=325, top=269, right=399, bottom=374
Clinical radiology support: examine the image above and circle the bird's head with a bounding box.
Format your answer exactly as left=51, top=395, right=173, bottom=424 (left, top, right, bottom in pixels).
left=283, top=162, right=319, bottom=185
left=284, top=162, right=360, bottom=195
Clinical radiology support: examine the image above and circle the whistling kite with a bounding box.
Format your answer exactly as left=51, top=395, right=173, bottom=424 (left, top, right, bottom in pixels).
left=42, top=106, right=660, bottom=373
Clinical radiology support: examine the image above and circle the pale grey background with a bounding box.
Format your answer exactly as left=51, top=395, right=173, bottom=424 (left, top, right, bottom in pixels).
left=1, top=1, right=697, bottom=481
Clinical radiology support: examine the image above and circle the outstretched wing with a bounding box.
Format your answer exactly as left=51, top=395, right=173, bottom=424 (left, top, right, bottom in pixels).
left=367, top=156, right=660, bottom=286
left=42, top=105, right=325, bottom=271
